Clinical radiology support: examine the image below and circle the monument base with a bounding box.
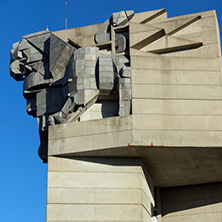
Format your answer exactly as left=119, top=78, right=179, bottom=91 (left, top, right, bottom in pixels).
left=47, top=156, right=154, bottom=222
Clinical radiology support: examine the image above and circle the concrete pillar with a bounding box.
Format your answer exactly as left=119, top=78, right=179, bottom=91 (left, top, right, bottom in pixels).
left=156, top=188, right=162, bottom=222
left=46, top=156, right=154, bottom=222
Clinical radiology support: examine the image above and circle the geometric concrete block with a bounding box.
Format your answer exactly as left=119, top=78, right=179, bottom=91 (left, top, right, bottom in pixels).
left=98, top=54, right=114, bottom=95
left=47, top=156, right=154, bottom=222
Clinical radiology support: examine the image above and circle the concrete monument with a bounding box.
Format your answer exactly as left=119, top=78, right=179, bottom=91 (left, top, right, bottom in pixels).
left=10, top=9, right=222, bottom=222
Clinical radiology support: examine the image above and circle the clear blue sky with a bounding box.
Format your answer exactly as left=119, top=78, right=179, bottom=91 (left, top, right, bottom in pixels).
left=1, top=0, right=221, bottom=221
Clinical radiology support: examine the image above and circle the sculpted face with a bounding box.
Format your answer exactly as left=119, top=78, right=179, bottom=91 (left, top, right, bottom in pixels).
left=10, top=11, right=134, bottom=162
left=10, top=31, right=73, bottom=121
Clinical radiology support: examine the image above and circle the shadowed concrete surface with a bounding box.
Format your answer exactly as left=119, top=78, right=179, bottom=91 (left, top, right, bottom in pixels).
left=161, top=183, right=222, bottom=221
left=50, top=145, right=222, bottom=187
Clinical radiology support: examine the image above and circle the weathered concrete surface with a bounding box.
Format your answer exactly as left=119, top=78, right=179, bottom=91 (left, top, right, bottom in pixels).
left=47, top=157, right=154, bottom=222
left=48, top=115, right=222, bottom=187
left=45, top=8, right=222, bottom=222
left=161, top=183, right=222, bottom=222
left=53, top=23, right=101, bottom=47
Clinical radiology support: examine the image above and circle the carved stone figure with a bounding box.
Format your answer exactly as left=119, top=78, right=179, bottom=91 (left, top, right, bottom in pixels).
left=10, top=9, right=210, bottom=163
left=10, top=11, right=134, bottom=162
left=10, top=8, right=222, bottom=222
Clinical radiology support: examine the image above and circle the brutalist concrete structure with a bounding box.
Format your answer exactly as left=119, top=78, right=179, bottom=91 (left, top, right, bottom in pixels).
left=10, top=9, right=222, bottom=222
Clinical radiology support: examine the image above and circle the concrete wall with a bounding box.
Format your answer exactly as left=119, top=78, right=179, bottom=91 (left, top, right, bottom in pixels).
left=130, top=11, right=222, bottom=148
left=47, top=156, right=154, bottom=222
left=161, top=183, right=222, bottom=222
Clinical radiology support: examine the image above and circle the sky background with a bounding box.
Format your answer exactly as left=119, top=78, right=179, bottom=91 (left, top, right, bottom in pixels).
left=0, top=0, right=222, bottom=221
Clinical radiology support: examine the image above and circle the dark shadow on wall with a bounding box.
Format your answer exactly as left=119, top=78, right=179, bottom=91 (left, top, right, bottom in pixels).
left=161, top=182, right=222, bottom=216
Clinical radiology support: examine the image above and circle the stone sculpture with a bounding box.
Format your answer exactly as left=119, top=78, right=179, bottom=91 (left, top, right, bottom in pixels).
left=10, top=8, right=222, bottom=222
left=10, top=11, right=134, bottom=162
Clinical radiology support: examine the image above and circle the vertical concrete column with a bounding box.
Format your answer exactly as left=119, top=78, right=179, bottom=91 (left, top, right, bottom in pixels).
left=156, top=188, right=162, bottom=222
left=46, top=156, right=154, bottom=222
